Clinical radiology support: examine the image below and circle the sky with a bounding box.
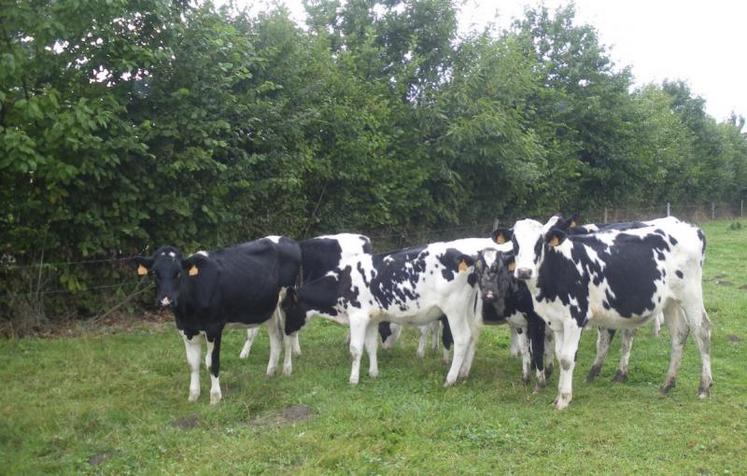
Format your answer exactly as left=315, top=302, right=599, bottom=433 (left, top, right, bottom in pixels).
left=234, top=0, right=747, bottom=121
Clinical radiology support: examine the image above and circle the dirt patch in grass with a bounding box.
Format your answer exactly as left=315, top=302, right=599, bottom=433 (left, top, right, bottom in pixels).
left=726, top=334, right=742, bottom=342
left=88, top=450, right=113, bottom=466
left=249, top=405, right=314, bottom=428
left=172, top=414, right=200, bottom=430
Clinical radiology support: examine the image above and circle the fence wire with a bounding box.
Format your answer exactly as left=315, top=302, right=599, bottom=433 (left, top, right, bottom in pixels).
left=2, top=201, right=744, bottom=301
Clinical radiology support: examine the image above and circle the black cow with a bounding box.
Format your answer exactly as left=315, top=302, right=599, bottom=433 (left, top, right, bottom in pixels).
left=470, top=248, right=554, bottom=389
left=134, top=236, right=301, bottom=404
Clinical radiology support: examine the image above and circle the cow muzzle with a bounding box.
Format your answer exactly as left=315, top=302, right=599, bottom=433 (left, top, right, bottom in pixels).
left=515, top=268, right=533, bottom=280
left=482, top=291, right=497, bottom=303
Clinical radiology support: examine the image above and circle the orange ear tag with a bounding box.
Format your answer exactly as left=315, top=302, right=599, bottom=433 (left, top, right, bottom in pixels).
left=508, top=262, right=516, bottom=272
left=548, top=236, right=560, bottom=247
left=189, top=265, right=199, bottom=277
left=458, top=260, right=469, bottom=273
left=137, top=265, right=148, bottom=276
left=494, top=234, right=506, bottom=244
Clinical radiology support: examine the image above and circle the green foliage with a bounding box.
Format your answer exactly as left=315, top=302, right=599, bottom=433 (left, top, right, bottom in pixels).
left=1, top=0, right=747, bottom=321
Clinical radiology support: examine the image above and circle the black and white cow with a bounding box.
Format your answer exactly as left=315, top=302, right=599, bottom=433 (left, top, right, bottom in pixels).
left=469, top=247, right=554, bottom=389
left=282, top=239, right=499, bottom=385
left=133, top=237, right=301, bottom=404
left=238, top=233, right=372, bottom=359
left=495, top=215, right=712, bottom=409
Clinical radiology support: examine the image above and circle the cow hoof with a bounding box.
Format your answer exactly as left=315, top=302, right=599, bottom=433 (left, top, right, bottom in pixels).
left=369, top=369, right=379, bottom=378
left=210, top=391, right=222, bottom=405
left=416, top=351, right=425, bottom=359
left=660, top=378, right=676, bottom=395
left=522, top=375, right=530, bottom=386
left=292, top=349, right=302, bottom=357
left=282, top=365, right=293, bottom=376
left=612, top=370, right=628, bottom=383
left=266, top=367, right=277, bottom=377
left=188, top=391, right=200, bottom=402
left=554, top=393, right=572, bottom=410
left=697, top=382, right=712, bottom=399
left=239, top=349, right=250, bottom=359
left=585, top=365, right=602, bottom=383
left=349, top=376, right=359, bottom=385
left=545, top=363, right=553, bottom=378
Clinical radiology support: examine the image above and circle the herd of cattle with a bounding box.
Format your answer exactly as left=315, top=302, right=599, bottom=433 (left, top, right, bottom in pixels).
left=133, top=214, right=712, bottom=410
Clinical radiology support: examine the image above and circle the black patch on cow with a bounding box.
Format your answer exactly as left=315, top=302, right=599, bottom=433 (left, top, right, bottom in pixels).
left=697, top=228, right=706, bottom=256
left=437, top=248, right=465, bottom=281
left=378, top=321, right=392, bottom=342
left=440, top=315, right=453, bottom=350
left=300, top=238, right=344, bottom=282
left=676, top=270, right=684, bottom=279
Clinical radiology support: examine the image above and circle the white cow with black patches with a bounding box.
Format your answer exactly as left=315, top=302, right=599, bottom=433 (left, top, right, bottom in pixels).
left=282, top=239, right=500, bottom=385
left=500, top=215, right=711, bottom=409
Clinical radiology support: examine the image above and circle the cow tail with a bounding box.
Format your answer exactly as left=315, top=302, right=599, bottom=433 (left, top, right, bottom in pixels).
left=527, top=312, right=545, bottom=371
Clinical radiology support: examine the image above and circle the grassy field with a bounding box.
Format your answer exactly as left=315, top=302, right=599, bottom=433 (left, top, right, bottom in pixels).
left=1, top=220, right=746, bottom=474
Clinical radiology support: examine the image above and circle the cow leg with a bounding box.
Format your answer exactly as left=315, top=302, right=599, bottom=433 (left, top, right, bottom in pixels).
left=586, top=328, right=614, bottom=382
left=348, top=315, right=368, bottom=385
left=416, top=325, right=428, bottom=359
left=291, top=332, right=302, bottom=356
left=364, top=322, right=379, bottom=378
left=458, top=324, right=480, bottom=379
left=180, top=331, right=202, bottom=402
left=282, top=333, right=294, bottom=376
left=509, top=327, right=522, bottom=358
left=516, top=327, right=531, bottom=385
left=555, top=320, right=582, bottom=410
left=661, top=303, right=689, bottom=394
left=239, top=327, right=259, bottom=359
left=652, top=312, right=663, bottom=337
left=265, top=315, right=283, bottom=377
left=681, top=297, right=713, bottom=398
left=444, top=316, right=470, bottom=386
left=543, top=330, right=554, bottom=379
left=526, top=314, right=547, bottom=390
left=431, top=320, right=440, bottom=351
left=613, top=329, right=636, bottom=383
left=205, top=331, right=223, bottom=404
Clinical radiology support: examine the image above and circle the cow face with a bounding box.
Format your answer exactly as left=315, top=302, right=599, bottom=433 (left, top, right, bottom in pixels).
left=510, top=215, right=570, bottom=281
left=134, top=246, right=190, bottom=308
left=280, top=287, right=308, bottom=334
left=472, top=248, right=515, bottom=315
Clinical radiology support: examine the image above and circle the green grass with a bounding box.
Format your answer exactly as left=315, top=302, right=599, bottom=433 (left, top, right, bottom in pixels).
left=2, top=220, right=747, bottom=474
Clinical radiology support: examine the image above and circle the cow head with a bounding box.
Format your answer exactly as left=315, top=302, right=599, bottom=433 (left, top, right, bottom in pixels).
left=472, top=248, right=515, bottom=316
left=508, top=215, right=570, bottom=281
left=280, top=287, right=308, bottom=335
left=133, top=247, right=211, bottom=309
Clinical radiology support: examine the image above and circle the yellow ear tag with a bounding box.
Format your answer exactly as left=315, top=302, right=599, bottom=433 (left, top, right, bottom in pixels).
left=548, top=236, right=560, bottom=247
left=458, top=260, right=469, bottom=273
left=508, top=261, right=516, bottom=272
left=137, top=264, right=148, bottom=276
left=188, top=265, right=199, bottom=277
left=494, top=234, right=506, bottom=244
left=570, top=220, right=577, bottom=228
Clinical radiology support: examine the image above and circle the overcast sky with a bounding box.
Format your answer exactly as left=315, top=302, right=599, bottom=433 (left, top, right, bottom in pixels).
left=234, top=0, right=746, bottom=122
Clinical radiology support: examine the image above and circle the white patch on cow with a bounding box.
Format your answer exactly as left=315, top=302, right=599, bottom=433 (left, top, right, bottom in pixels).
left=179, top=330, right=202, bottom=402
left=195, top=250, right=208, bottom=257
left=160, top=296, right=171, bottom=307
left=265, top=235, right=282, bottom=243
left=168, top=251, right=176, bottom=258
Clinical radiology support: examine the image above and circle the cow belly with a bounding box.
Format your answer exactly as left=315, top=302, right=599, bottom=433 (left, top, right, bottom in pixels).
left=372, top=304, right=443, bottom=326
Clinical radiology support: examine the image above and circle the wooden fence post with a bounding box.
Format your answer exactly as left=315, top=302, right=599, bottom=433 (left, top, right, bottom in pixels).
left=666, top=202, right=670, bottom=217
left=711, top=202, right=716, bottom=220
left=603, top=207, right=608, bottom=224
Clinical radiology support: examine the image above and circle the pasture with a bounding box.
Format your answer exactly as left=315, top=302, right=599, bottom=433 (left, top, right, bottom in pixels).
left=1, top=220, right=746, bottom=474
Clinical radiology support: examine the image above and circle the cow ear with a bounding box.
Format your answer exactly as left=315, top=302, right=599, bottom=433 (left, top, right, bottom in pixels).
left=456, top=254, right=475, bottom=273
left=132, top=256, right=153, bottom=276
left=501, top=253, right=516, bottom=273
left=492, top=228, right=512, bottom=244
left=181, top=255, right=204, bottom=277
left=545, top=228, right=567, bottom=247
left=568, top=213, right=581, bottom=229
